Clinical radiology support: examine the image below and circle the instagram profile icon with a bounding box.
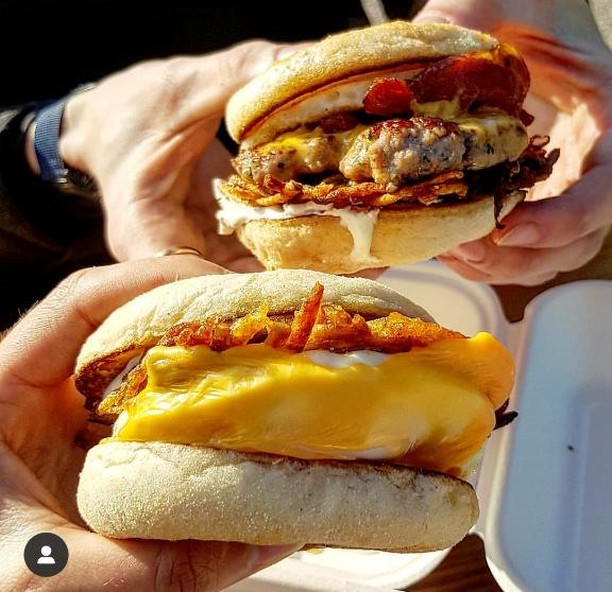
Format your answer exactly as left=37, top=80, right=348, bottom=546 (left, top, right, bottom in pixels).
left=24, top=532, right=69, bottom=577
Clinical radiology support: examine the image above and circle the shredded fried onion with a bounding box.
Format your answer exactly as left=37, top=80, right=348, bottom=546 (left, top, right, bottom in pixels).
left=158, top=283, right=463, bottom=353
left=222, top=170, right=468, bottom=208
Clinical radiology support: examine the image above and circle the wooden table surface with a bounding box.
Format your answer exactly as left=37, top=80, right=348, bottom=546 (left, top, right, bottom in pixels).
left=407, top=228, right=612, bottom=591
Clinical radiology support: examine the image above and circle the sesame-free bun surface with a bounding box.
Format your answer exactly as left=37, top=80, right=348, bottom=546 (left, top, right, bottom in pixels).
left=77, top=441, right=478, bottom=552
left=226, top=21, right=498, bottom=145
left=234, top=192, right=523, bottom=275
left=75, top=269, right=434, bottom=399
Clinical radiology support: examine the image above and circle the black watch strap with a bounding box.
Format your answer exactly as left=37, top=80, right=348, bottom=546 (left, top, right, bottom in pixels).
left=34, top=88, right=100, bottom=200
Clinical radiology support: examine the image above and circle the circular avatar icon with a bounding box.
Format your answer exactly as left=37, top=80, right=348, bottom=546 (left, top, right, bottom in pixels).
left=23, top=532, right=69, bottom=577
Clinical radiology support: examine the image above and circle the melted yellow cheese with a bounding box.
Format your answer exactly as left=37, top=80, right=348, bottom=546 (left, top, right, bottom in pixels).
left=268, top=104, right=527, bottom=174
left=413, top=97, right=462, bottom=119
left=271, top=125, right=365, bottom=159
left=111, top=334, right=514, bottom=475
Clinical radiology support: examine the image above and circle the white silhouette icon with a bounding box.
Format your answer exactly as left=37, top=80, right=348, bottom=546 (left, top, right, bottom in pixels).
left=36, top=545, right=56, bottom=565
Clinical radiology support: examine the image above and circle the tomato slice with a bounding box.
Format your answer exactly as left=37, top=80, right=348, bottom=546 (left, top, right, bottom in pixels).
left=363, top=77, right=414, bottom=116
left=409, top=45, right=530, bottom=116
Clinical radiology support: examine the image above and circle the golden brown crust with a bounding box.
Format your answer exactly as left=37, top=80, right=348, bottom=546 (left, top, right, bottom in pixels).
left=234, top=192, right=523, bottom=274
left=77, top=441, right=479, bottom=551
left=226, top=21, right=498, bottom=145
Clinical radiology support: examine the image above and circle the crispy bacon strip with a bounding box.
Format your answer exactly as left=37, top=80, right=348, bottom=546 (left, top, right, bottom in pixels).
left=467, top=135, right=560, bottom=225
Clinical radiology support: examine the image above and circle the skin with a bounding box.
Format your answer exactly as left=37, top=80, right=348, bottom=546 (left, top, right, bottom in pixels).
left=26, top=40, right=300, bottom=268
left=415, top=0, right=612, bottom=285
left=0, top=256, right=299, bottom=591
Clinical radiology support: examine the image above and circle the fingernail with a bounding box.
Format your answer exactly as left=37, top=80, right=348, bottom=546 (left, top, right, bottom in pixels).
left=276, top=47, right=296, bottom=61
left=252, top=45, right=303, bottom=77
left=493, top=223, right=541, bottom=247
left=276, top=43, right=308, bottom=61
left=413, top=13, right=452, bottom=24
left=452, top=241, right=487, bottom=263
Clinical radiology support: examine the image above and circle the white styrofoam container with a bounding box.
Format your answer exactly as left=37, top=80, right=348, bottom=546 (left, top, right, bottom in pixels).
left=227, top=260, right=612, bottom=592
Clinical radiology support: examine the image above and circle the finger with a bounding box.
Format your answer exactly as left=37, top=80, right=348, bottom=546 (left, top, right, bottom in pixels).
left=106, top=184, right=213, bottom=261
left=0, top=257, right=229, bottom=387
left=412, top=0, right=498, bottom=29
left=107, top=138, right=233, bottom=260
left=441, top=226, right=607, bottom=285
left=437, top=253, right=559, bottom=286
left=98, top=541, right=301, bottom=591
left=7, top=519, right=299, bottom=592
left=178, top=40, right=305, bottom=125
left=56, top=531, right=299, bottom=592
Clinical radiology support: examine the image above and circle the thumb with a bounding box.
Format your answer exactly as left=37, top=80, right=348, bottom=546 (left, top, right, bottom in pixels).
left=411, top=0, right=454, bottom=24
left=11, top=525, right=299, bottom=591
left=185, top=40, right=307, bottom=120
left=59, top=532, right=300, bottom=592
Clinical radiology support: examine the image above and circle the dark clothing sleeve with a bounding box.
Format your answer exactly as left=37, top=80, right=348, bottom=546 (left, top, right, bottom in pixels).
left=0, top=106, right=112, bottom=330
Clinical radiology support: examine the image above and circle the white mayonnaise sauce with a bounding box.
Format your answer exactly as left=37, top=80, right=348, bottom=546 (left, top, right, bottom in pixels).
left=213, top=180, right=382, bottom=266
left=102, top=354, right=142, bottom=400
left=304, top=349, right=389, bottom=368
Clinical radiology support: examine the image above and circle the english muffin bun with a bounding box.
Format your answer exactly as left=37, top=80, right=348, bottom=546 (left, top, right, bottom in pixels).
left=76, top=269, right=516, bottom=551
left=77, top=442, right=478, bottom=551
left=214, top=21, right=559, bottom=274
left=230, top=190, right=524, bottom=274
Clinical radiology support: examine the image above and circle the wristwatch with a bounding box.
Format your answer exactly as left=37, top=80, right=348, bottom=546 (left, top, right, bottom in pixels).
left=33, top=84, right=100, bottom=200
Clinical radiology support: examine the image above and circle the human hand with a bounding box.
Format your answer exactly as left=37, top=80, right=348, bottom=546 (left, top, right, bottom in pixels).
left=56, top=40, right=298, bottom=269
left=415, top=0, right=612, bottom=285
left=0, top=256, right=298, bottom=591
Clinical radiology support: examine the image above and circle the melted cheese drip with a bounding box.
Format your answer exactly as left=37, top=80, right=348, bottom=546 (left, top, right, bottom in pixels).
left=111, top=334, right=514, bottom=476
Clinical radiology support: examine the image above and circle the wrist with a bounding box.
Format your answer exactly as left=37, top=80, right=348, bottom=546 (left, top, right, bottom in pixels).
left=31, top=85, right=99, bottom=200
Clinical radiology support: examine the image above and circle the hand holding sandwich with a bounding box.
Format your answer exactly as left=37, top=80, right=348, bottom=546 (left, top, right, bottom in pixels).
left=214, top=20, right=559, bottom=277
left=26, top=40, right=299, bottom=268
left=416, top=0, right=612, bottom=285
left=0, top=256, right=297, bottom=591
left=74, top=267, right=515, bottom=552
